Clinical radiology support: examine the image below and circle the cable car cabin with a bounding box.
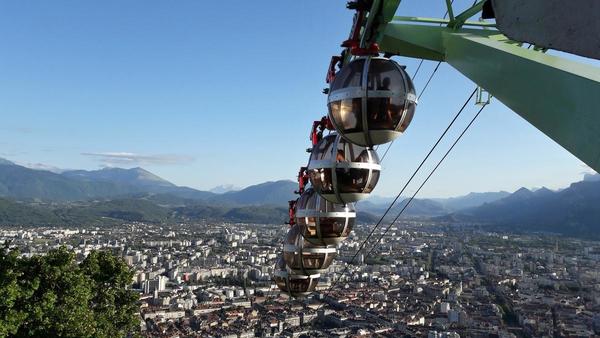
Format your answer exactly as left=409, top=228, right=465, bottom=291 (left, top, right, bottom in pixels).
left=273, top=254, right=320, bottom=297
left=295, top=187, right=355, bottom=245
left=328, top=56, right=417, bottom=147
left=308, top=133, right=381, bottom=204
left=283, top=224, right=337, bottom=274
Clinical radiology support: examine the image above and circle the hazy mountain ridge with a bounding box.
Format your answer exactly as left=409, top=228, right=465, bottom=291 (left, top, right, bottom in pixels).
left=214, top=180, right=297, bottom=206
left=62, top=167, right=175, bottom=188
left=1, top=157, right=599, bottom=235
left=359, top=191, right=511, bottom=218
left=0, top=158, right=299, bottom=225
left=432, top=191, right=511, bottom=211
left=0, top=162, right=137, bottom=201
left=0, top=158, right=295, bottom=206
left=0, top=158, right=16, bottom=166
left=209, top=184, right=241, bottom=194
left=445, top=177, right=600, bottom=238
left=359, top=198, right=449, bottom=217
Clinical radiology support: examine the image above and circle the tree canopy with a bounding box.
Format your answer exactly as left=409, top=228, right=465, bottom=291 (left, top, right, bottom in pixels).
left=0, top=246, right=139, bottom=338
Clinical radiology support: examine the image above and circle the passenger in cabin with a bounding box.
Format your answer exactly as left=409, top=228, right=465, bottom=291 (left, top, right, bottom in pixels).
left=371, top=77, right=395, bottom=130
left=336, top=149, right=345, bottom=162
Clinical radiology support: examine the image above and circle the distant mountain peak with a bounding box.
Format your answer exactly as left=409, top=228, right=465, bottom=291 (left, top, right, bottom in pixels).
left=445, top=177, right=600, bottom=239
left=209, top=184, right=241, bottom=194
left=501, top=187, right=535, bottom=202
left=22, top=162, right=66, bottom=173
left=583, top=173, right=600, bottom=182
left=512, top=187, right=533, bottom=196
left=62, top=166, right=175, bottom=188
left=214, top=180, right=297, bottom=205
left=533, top=187, right=553, bottom=195
left=0, top=157, right=16, bottom=166
left=514, top=187, right=531, bottom=194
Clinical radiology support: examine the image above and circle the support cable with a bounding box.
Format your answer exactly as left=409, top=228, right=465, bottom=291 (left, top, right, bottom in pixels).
left=378, top=0, right=454, bottom=159
left=380, top=60, right=443, bottom=161
left=365, top=103, right=486, bottom=258
left=411, top=59, right=425, bottom=80
left=311, top=88, right=478, bottom=319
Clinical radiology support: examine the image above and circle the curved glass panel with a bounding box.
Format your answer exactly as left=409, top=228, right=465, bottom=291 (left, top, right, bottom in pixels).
left=366, top=97, right=406, bottom=130
left=341, top=220, right=354, bottom=237
left=274, top=276, right=287, bottom=291
left=288, top=278, right=310, bottom=293
left=370, top=149, right=381, bottom=164
left=274, top=256, right=290, bottom=293
left=329, top=98, right=363, bottom=133
left=398, top=101, right=416, bottom=132
left=336, top=137, right=350, bottom=163
left=302, top=251, right=335, bottom=270
left=302, top=220, right=318, bottom=241
left=364, top=170, right=380, bottom=193
left=274, top=255, right=319, bottom=296
left=310, top=135, right=380, bottom=196
left=310, top=134, right=336, bottom=162
left=285, top=226, right=336, bottom=272
left=405, top=70, right=416, bottom=97
left=285, top=225, right=300, bottom=245
left=296, top=191, right=310, bottom=211
left=309, top=168, right=334, bottom=194
left=319, top=217, right=346, bottom=238
left=297, top=188, right=354, bottom=244
left=367, top=58, right=407, bottom=94
left=330, top=59, right=365, bottom=92
left=317, top=196, right=354, bottom=213
left=284, top=251, right=302, bottom=271
left=301, top=252, right=327, bottom=270
left=335, top=168, right=370, bottom=193
left=337, top=138, right=375, bottom=164
left=276, top=256, right=287, bottom=270
left=288, top=277, right=316, bottom=294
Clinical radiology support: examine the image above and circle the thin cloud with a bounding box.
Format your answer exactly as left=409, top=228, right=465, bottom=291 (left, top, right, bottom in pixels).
left=580, top=163, right=598, bottom=175
left=21, top=162, right=66, bottom=174
left=82, top=152, right=194, bottom=166
left=0, top=151, right=27, bottom=157
left=0, top=127, right=35, bottom=134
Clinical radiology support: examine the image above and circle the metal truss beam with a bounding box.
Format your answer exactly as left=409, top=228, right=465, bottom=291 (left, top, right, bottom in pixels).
left=379, top=23, right=600, bottom=172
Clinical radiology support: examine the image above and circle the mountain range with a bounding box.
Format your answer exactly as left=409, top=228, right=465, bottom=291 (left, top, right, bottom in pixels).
left=442, top=177, right=600, bottom=239
left=0, top=157, right=599, bottom=238
left=0, top=158, right=295, bottom=205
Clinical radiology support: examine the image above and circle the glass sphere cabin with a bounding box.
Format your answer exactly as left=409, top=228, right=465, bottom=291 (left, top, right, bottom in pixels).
left=273, top=254, right=320, bottom=297
left=308, top=133, right=381, bottom=204
left=283, top=224, right=337, bottom=274
left=327, top=56, right=417, bottom=147
left=295, top=187, right=355, bottom=245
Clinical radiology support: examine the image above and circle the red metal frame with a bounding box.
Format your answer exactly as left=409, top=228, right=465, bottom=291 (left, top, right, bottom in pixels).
left=351, top=42, right=380, bottom=56
left=286, top=199, right=298, bottom=226
left=310, top=116, right=334, bottom=146
left=326, top=56, right=343, bottom=84
left=326, top=2, right=380, bottom=84
left=295, top=166, right=309, bottom=195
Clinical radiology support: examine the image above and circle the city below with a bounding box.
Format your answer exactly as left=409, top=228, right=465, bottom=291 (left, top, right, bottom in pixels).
left=2, top=220, right=599, bottom=337
left=2, top=1, right=599, bottom=337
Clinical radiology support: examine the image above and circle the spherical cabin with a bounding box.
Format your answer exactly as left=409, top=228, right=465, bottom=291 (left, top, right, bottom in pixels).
left=295, top=187, right=355, bottom=245
left=273, top=254, right=319, bottom=297
left=283, top=224, right=337, bottom=274
left=328, top=56, right=417, bottom=146
left=308, top=133, right=381, bottom=204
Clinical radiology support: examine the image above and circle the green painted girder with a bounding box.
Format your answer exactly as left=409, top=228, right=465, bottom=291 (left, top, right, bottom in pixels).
left=447, top=0, right=486, bottom=29
left=379, top=23, right=600, bottom=172
left=393, top=16, right=496, bottom=28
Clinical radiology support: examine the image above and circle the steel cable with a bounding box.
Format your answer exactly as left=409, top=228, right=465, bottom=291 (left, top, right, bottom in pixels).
left=310, top=88, right=479, bottom=323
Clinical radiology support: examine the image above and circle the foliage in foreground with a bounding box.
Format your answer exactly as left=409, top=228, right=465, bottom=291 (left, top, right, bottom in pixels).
left=0, top=246, right=139, bottom=338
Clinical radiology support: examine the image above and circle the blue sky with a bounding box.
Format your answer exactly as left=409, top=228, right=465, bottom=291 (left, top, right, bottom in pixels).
left=0, top=1, right=597, bottom=198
